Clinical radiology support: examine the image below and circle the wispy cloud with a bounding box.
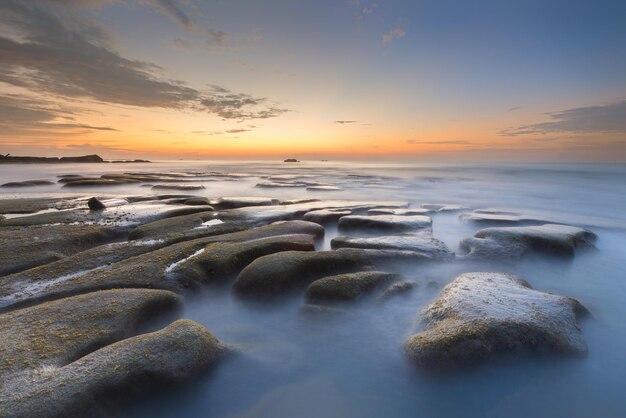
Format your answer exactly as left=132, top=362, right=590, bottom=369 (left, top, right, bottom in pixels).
left=191, top=128, right=253, bottom=135
left=406, top=139, right=471, bottom=145
left=383, top=23, right=405, bottom=46
left=333, top=120, right=358, bottom=124
left=0, top=94, right=117, bottom=134
left=0, top=1, right=289, bottom=128
left=500, top=100, right=626, bottom=136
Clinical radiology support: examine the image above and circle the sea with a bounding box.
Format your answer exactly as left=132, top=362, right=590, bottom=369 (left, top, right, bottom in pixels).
left=1, top=160, right=625, bottom=418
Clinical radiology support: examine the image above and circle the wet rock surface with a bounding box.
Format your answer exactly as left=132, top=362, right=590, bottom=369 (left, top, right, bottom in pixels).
left=331, top=232, right=453, bottom=258
left=405, top=272, right=588, bottom=367
left=302, top=209, right=352, bottom=224
left=338, top=214, right=432, bottom=233
left=306, top=271, right=401, bottom=302
left=1, top=180, right=55, bottom=187
left=0, top=173, right=601, bottom=416
left=1, top=319, right=226, bottom=418
left=460, top=224, right=597, bottom=259
left=233, top=248, right=430, bottom=297
left=0, top=224, right=126, bottom=277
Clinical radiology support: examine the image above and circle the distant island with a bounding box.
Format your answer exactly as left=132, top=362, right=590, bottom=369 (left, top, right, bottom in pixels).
left=0, top=154, right=150, bottom=164
left=283, top=158, right=300, bottom=163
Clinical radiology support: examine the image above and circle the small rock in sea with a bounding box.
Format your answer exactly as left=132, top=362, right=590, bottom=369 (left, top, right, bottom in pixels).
left=284, top=158, right=300, bottom=163
left=405, top=272, right=588, bottom=367
left=306, top=271, right=401, bottom=302
left=460, top=223, right=597, bottom=259
left=376, top=280, right=416, bottom=302
left=88, top=197, right=106, bottom=210
left=338, top=214, right=432, bottom=233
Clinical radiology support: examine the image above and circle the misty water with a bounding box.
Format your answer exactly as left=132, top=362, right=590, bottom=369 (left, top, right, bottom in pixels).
left=2, top=161, right=626, bottom=417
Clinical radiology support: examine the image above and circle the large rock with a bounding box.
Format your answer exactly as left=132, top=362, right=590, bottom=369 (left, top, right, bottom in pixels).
left=367, top=208, right=431, bottom=216
left=0, top=289, right=180, bottom=381
left=233, top=248, right=430, bottom=297
left=405, top=272, right=588, bottom=367
left=302, top=209, right=352, bottom=225
left=460, top=224, right=597, bottom=259
left=0, top=225, right=125, bottom=277
left=0, top=239, right=170, bottom=310
left=0, top=222, right=324, bottom=309
left=0, top=198, right=73, bottom=215
left=1, top=180, right=55, bottom=187
left=305, top=271, right=400, bottom=302
left=331, top=232, right=453, bottom=258
left=210, top=196, right=278, bottom=209
left=127, top=211, right=247, bottom=243
left=459, top=210, right=553, bottom=225
left=1, top=319, right=226, bottom=418
left=337, top=214, right=432, bottom=233
left=1, top=199, right=210, bottom=228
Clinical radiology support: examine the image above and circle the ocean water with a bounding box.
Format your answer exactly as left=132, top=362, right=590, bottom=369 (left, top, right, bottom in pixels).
left=2, top=161, right=626, bottom=418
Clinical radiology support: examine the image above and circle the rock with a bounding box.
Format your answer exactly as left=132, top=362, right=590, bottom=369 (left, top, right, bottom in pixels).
left=405, top=272, right=588, bottom=367
left=127, top=211, right=247, bottom=243
left=376, top=280, right=415, bottom=302
left=233, top=248, right=431, bottom=297
left=331, top=233, right=453, bottom=258
left=421, top=204, right=467, bottom=212
left=256, top=181, right=307, bottom=188
left=183, top=197, right=213, bottom=206
left=0, top=198, right=72, bottom=215
left=59, top=154, right=104, bottom=163
left=0, top=222, right=324, bottom=308
left=0, top=289, right=180, bottom=380
left=220, top=200, right=409, bottom=226
left=305, top=271, right=401, bottom=302
left=62, top=178, right=141, bottom=187
left=284, top=158, right=299, bottom=162
left=0, top=239, right=170, bottom=310
left=460, top=224, right=597, bottom=259
left=306, top=185, right=342, bottom=191
left=0, top=154, right=104, bottom=164
left=1, top=319, right=226, bottom=417
left=87, top=197, right=106, bottom=211
left=459, top=210, right=553, bottom=225
left=0, top=225, right=126, bottom=277
left=302, top=209, right=352, bottom=224
left=0, top=199, right=204, bottom=228
left=152, top=184, right=206, bottom=191
left=1, top=180, right=55, bottom=187
left=169, top=234, right=317, bottom=284
left=337, top=214, right=432, bottom=233
left=368, top=208, right=431, bottom=216
left=210, top=196, right=278, bottom=209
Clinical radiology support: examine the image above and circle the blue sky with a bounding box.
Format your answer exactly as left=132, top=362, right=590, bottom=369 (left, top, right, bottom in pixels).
left=1, top=0, right=625, bottom=160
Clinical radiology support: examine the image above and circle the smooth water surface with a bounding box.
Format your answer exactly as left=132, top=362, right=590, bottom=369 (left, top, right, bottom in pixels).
left=2, top=161, right=625, bottom=418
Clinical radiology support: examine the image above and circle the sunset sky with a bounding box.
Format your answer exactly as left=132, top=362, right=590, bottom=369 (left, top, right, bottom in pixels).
left=1, top=0, right=625, bottom=161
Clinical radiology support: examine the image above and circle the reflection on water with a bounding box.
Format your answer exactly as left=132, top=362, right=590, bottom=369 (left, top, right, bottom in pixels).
left=2, top=161, right=626, bottom=417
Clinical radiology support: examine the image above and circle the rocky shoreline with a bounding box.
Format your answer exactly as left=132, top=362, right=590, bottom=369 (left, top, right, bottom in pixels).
left=0, top=154, right=150, bottom=164
left=0, top=168, right=598, bottom=417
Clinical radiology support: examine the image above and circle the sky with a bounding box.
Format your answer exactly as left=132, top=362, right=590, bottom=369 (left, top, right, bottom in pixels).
left=1, top=0, right=625, bottom=162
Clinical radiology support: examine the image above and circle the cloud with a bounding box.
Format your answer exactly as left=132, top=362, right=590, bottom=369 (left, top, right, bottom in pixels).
left=0, top=94, right=118, bottom=134
left=406, top=139, right=471, bottom=145
left=382, top=24, right=405, bottom=46
left=500, top=100, right=626, bottom=136
left=0, top=1, right=288, bottom=123
left=139, top=0, right=191, bottom=28
left=508, top=106, right=522, bottom=112
left=191, top=128, right=252, bottom=135
left=333, top=120, right=358, bottom=124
